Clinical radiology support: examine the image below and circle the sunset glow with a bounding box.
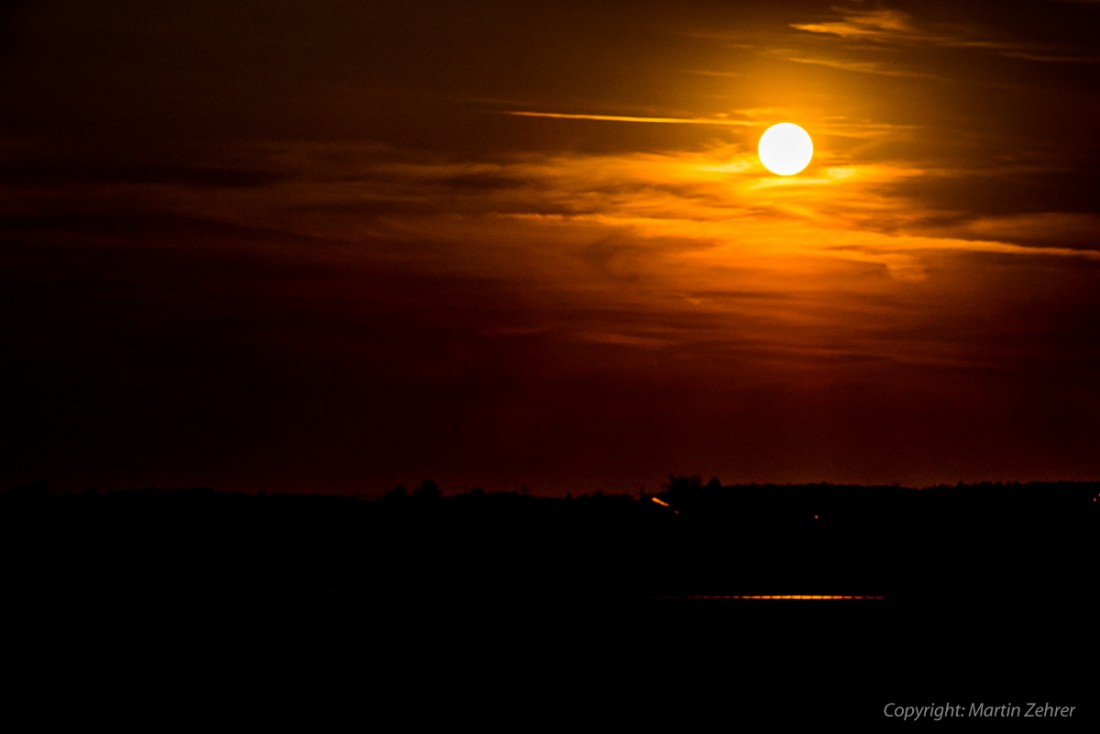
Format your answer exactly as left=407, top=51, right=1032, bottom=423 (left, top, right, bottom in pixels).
left=3, top=1, right=1099, bottom=495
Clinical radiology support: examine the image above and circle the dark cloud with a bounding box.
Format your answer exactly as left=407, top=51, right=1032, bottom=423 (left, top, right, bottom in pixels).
left=0, top=158, right=287, bottom=188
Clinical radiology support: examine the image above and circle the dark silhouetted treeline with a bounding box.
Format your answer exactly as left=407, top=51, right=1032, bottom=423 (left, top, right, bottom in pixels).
left=30, top=477, right=1097, bottom=613
left=26, top=478, right=1098, bottom=723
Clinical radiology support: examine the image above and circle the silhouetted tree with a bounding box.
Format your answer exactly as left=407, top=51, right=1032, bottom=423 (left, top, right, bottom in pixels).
left=384, top=484, right=408, bottom=502
left=661, top=474, right=701, bottom=505
left=414, top=479, right=441, bottom=500
left=658, top=474, right=726, bottom=513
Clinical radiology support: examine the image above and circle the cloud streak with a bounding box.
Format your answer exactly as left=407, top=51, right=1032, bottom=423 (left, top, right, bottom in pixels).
left=505, top=110, right=754, bottom=127
left=792, top=4, right=1100, bottom=63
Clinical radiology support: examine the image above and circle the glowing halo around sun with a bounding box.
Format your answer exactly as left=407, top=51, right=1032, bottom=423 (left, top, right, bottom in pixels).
left=758, top=123, right=814, bottom=176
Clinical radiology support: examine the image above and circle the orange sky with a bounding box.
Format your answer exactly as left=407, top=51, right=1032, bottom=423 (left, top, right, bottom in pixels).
left=3, top=0, right=1099, bottom=494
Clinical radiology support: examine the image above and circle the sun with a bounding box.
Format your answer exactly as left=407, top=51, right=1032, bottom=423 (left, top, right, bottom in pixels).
left=758, top=123, right=813, bottom=176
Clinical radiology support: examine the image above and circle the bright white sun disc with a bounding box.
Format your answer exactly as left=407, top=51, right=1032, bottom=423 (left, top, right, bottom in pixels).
left=758, top=123, right=813, bottom=176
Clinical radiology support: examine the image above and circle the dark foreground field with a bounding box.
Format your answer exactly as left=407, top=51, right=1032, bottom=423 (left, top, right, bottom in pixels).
left=26, top=482, right=1099, bottom=726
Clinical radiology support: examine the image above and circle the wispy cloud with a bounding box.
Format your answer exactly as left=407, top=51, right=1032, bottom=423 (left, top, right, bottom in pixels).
left=11, top=129, right=1093, bottom=288
left=779, top=54, right=938, bottom=79
left=999, top=51, right=1100, bottom=64
left=505, top=111, right=753, bottom=127
left=792, top=8, right=917, bottom=40
left=791, top=6, right=1098, bottom=63
left=926, top=212, right=1100, bottom=251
